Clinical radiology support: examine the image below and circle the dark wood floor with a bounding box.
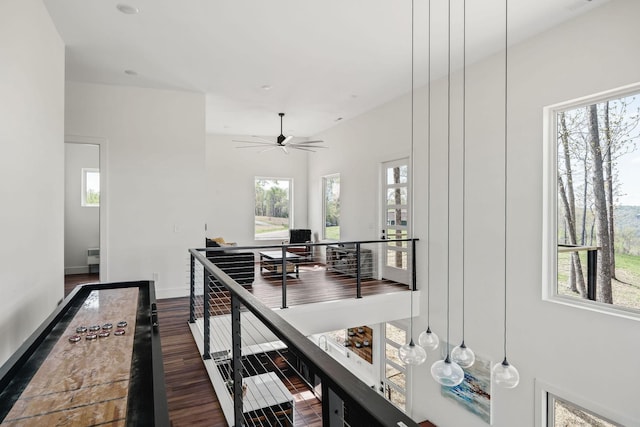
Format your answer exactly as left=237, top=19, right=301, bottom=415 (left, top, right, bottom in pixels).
left=63, top=272, right=433, bottom=427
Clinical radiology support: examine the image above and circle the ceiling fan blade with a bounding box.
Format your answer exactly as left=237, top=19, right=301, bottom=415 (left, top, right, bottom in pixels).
left=250, top=136, right=275, bottom=144
left=232, top=139, right=274, bottom=145
left=289, top=143, right=327, bottom=149
left=291, top=146, right=318, bottom=153
left=293, top=140, right=325, bottom=144
left=259, top=146, right=277, bottom=154
left=281, top=145, right=289, bottom=154
left=236, top=144, right=277, bottom=149
left=281, top=135, right=294, bottom=145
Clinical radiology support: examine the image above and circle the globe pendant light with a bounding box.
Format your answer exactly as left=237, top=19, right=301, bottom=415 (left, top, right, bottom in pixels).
left=491, top=0, right=519, bottom=389
left=431, top=0, right=463, bottom=387
left=431, top=355, right=464, bottom=387
left=398, top=0, right=426, bottom=367
left=418, top=0, right=439, bottom=353
left=399, top=338, right=427, bottom=366
left=451, top=0, right=475, bottom=370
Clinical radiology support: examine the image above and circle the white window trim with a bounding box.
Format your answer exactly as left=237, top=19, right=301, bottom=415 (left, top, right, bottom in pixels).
left=534, top=379, right=633, bottom=427
left=542, top=81, right=640, bottom=322
left=81, top=167, right=99, bottom=207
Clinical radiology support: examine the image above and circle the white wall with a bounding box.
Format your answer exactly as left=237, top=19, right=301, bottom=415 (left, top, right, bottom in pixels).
left=65, top=82, right=206, bottom=298
left=64, top=143, right=99, bottom=274
left=206, top=134, right=309, bottom=245
left=0, top=0, right=65, bottom=365
left=306, top=0, right=640, bottom=425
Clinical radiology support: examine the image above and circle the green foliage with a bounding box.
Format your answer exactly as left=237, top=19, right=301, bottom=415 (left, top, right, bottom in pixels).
left=325, top=226, right=340, bottom=241
left=86, top=190, right=99, bottom=205
left=255, top=179, right=289, bottom=218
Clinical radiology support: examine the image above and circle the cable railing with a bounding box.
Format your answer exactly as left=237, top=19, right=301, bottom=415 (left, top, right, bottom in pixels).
left=195, top=239, right=417, bottom=311
left=188, top=241, right=420, bottom=427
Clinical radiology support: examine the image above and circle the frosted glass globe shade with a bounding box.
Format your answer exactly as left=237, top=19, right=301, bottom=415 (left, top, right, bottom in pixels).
left=398, top=339, right=427, bottom=365
left=451, top=342, right=475, bottom=368
left=492, top=359, right=520, bottom=388
left=431, top=357, right=464, bottom=387
left=418, top=327, right=439, bottom=351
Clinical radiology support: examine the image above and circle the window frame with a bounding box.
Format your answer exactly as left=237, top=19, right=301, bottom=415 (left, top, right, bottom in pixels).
left=542, top=82, right=640, bottom=321
left=322, top=173, right=341, bottom=241
left=81, top=167, right=100, bottom=207
left=534, top=380, right=630, bottom=427
left=254, top=176, right=293, bottom=241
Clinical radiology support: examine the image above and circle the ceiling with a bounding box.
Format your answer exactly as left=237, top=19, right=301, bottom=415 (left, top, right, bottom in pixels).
left=44, top=0, right=608, bottom=137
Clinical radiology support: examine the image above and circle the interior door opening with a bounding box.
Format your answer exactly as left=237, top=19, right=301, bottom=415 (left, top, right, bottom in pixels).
left=64, top=142, right=101, bottom=294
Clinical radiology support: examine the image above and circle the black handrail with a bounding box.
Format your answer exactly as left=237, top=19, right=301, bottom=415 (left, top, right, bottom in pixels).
left=190, top=248, right=420, bottom=427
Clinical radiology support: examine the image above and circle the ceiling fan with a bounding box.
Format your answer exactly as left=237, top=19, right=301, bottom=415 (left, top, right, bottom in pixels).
left=233, top=113, right=327, bottom=154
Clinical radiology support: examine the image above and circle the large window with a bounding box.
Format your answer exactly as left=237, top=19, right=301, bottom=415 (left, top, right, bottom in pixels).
left=254, top=177, right=291, bottom=240
left=81, top=168, right=100, bottom=207
left=323, top=174, right=340, bottom=240
left=547, top=394, right=619, bottom=427
left=545, top=84, right=640, bottom=315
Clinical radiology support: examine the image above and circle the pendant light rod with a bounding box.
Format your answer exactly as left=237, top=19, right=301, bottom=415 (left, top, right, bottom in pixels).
left=410, top=0, right=415, bottom=339
left=502, top=0, right=509, bottom=361
left=426, top=0, right=432, bottom=327
left=398, top=0, right=425, bottom=366
left=492, top=0, right=519, bottom=389
left=462, top=0, right=466, bottom=341
left=451, top=0, right=475, bottom=370
left=445, top=0, right=452, bottom=357
left=420, top=0, right=439, bottom=352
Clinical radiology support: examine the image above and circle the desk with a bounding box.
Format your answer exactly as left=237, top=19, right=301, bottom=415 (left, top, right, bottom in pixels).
left=260, top=250, right=301, bottom=278
left=243, top=372, right=294, bottom=426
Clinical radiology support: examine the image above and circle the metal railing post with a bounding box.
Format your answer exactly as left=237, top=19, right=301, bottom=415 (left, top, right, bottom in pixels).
left=412, top=239, right=417, bottom=291
left=356, top=243, right=362, bottom=299
left=231, top=293, right=243, bottom=427
left=281, top=245, right=288, bottom=309
left=202, top=273, right=211, bottom=360
left=587, top=249, right=597, bottom=301
left=321, top=380, right=330, bottom=426
left=189, top=253, right=196, bottom=323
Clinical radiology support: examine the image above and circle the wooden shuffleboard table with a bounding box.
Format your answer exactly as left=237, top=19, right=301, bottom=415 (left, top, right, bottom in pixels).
left=0, top=281, right=168, bottom=426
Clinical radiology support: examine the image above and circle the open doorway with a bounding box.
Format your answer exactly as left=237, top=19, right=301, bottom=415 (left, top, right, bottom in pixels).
left=64, top=142, right=100, bottom=295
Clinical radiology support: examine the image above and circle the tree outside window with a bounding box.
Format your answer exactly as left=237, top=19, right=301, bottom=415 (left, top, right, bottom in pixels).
left=82, top=168, right=99, bottom=207
left=555, top=88, right=640, bottom=311
left=323, top=174, right=340, bottom=240
left=255, top=178, right=291, bottom=240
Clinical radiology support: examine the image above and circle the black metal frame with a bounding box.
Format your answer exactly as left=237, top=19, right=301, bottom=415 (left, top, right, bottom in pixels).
left=190, top=249, right=420, bottom=427
left=0, top=281, right=169, bottom=426
left=558, top=244, right=598, bottom=300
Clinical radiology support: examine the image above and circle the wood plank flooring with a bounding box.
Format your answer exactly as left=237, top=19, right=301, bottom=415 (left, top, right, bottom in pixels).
left=62, top=270, right=436, bottom=427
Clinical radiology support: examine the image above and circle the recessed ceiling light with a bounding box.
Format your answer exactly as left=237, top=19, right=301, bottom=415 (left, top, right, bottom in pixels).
left=335, top=117, right=343, bottom=121
left=261, top=85, right=272, bottom=91
left=116, top=4, right=140, bottom=14
left=124, top=69, right=138, bottom=76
